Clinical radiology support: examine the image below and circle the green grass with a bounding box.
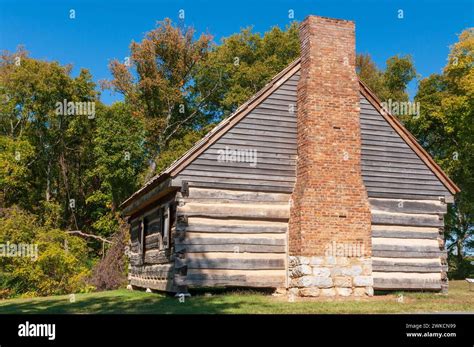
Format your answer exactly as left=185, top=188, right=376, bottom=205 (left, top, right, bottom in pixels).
left=0, top=280, right=473, bottom=314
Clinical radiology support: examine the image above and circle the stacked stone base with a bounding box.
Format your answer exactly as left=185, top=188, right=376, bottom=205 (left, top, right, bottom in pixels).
left=288, top=256, right=373, bottom=297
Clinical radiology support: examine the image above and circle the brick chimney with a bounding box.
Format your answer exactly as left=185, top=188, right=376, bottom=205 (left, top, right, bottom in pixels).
left=288, top=16, right=373, bottom=297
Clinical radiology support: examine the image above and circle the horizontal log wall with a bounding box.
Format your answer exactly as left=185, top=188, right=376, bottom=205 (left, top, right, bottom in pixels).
left=370, top=197, right=448, bottom=291
left=174, top=187, right=289, bottom=289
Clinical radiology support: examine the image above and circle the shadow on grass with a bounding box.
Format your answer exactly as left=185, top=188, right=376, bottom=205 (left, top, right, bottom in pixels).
left=1, top=281, right=472, bottom=314
left=0, top=288, right=274, bottom=314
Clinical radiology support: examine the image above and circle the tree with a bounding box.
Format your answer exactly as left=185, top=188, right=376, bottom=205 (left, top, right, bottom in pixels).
left=0, top=48, right=98, bottom=231
left=408, top=28, right=474, bottom=278
left=107, top=19, right=213, bottom=178
left=0, top=136, right=34, bottom=206
left=356, top=53, right=417, bottom=103
left=85, top=102, right=146, bottom=238
left=195, top=22, right=300, bottom=116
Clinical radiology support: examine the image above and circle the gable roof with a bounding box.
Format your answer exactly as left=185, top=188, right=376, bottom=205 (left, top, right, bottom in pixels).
left=120, top=58, right=459, bottom=210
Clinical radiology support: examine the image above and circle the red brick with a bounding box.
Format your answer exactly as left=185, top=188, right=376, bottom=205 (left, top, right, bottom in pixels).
left=289, top=16, right=372, bottom=256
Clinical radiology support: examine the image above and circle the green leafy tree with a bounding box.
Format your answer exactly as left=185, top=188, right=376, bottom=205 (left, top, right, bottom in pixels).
left=408, top=29, right=474, bottom=278
left=85, top=102, right=146, bottom=237
left=0, top=49, right=98, bottom=231
left=107, top=19, right=213, bottom=178
left=356, top=53, right=417, bottom=103
left=195, top=22, right=300, bottom=116
left=0, top=136, right=34, bottom=206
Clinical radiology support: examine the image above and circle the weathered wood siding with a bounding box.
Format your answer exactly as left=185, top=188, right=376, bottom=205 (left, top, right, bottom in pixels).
left=173, top=187, right=289, bottom=288
left=174, top=72, right=299, bottom=193
left=358, top=94, right=451, bottom=291
left=176, top=74, right=451, bottom=200
left=360, top=95, right=451, bottom=200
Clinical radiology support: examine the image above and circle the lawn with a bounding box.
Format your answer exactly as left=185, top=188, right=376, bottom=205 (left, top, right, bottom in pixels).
left=0, top=280, right=473, bottom=314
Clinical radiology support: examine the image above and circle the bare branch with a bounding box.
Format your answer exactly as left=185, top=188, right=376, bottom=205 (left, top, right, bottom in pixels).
left=66, top=230, right=112, bottom=244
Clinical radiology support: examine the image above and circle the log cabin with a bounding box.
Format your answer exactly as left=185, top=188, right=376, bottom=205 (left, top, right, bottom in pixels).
left=120, top=15, right=460, bottom=297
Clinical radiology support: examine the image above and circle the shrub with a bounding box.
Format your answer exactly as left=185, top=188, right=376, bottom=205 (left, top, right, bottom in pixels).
left=0, top=207, right=92, bottom=297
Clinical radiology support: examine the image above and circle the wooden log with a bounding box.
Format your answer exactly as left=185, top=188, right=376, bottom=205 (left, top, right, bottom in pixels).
left=369, top=198, right=447, bottom=215
left=372, top=244, right=441, bottom=253
left=180, top=275, right=285, bottom=288
left=176, top=268, right=286, bottom=288
left=373, top=278, right=441, bottom=290
left=372, top=258, right=441, bottom=267
left=372, top=229, right=439, bottom=239
left=372, top=265, right=445, bottom=273
left=186, top=187, right=290, bottom=203
left=372, top=265, right=447, bottom=273
left=130, top=241, right=140, bottom=253
left=177, top=236, right=285, bottom=246
left=182, top=257, right=285, bottom=270
left=373, top=250, right=445, bottom=258
left=175, top=244, right=286, bottom=253
left=177, top=202, right=290, bottom=220
left=175, top=273, right=245, bottom=286
left=185, top=221, right=288, bottom=234
left=371, top=211, right=444, bottom=227
left=186, top=217, right=288, bottom=234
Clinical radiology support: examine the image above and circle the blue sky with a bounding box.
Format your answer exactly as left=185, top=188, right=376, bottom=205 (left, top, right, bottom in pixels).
left=1, top=0, right=472, bottom=104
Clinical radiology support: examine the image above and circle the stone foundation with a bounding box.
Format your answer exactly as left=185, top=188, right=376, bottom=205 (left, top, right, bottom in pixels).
left=288, top=256, right=373, bottom=297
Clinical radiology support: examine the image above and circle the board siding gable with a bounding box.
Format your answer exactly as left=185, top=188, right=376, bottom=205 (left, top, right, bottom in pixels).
left=359, top=94, right=452, bottom=200
left=174, top=70, right=452, bottom=200
left=174, top=72, right=299, bottom=192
